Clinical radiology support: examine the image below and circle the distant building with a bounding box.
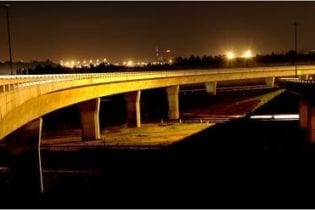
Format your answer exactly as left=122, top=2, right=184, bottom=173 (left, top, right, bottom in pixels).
left=155, top=47, right=173, bottom=64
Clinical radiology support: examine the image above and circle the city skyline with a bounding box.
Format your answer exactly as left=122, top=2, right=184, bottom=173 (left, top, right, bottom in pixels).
left=1, top=1, right=315, bottom=63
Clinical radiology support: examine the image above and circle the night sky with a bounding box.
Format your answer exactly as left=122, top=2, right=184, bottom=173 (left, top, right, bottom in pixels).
left=1, top=1, right=315, bottom=63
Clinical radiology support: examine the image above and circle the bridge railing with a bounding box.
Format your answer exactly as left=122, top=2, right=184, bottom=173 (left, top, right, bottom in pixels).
left=1, top=64, right=315, bottom=122
left=0, top=65, right=301, bottom=91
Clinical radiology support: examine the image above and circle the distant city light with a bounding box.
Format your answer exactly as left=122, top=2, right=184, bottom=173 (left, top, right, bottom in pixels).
left=297, top=70, right=302, bottom=75
left=166, top=49, right=171, bottom=53
left=168, top=59, right=173, bottom=64
left=126, top=60, right=134, bottom=67
left=243, top=50, right=253, bottom=58
left=226, top=51, right=235, bottom=60
left=273, top=114, right=299, bottom=120
left=250, top=114, right=299, bottom=120
left=250, top=115, right=273, bottom=119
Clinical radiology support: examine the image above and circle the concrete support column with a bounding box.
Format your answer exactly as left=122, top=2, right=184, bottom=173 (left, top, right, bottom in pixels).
left=166, top=85, right=180, bottom=120
left=79, top=98, right=101, bottom=140
left=5, top=118, right=43, bottom=196
left=308, top=106, right=315, bottom=143
left=301, top=74, right=309, bottom=80
left=265, top=77, right=275, bottom=88
left=205, top=81, right=217, bottom=95
left=299, top=99, right=308, bottom=129
left=124, top=90, right=141, bottom=128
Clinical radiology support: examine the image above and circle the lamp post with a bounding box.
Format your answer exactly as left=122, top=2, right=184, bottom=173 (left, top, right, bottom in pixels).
left=4, top=4, right=13, bottom=75
left=294, top=22, right=298, bottom=77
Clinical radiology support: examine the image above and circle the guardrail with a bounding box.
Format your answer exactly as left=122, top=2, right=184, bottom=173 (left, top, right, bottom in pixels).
left=1, top=65, right=315, bottom=122
left=0, top=64, right=305, bottom=92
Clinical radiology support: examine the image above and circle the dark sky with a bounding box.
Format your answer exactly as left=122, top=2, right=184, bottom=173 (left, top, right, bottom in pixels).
left=1, top=1, right=315, bottom=63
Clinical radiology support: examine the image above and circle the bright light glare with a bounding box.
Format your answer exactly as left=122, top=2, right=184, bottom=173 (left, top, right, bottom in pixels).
left=250, top=114, right=299, bottom=120
left=273, top=114, right=299, bottom=119
left=226, top=51, right=235, bottom=60
left=250, top=115, right=273, bottom=119
left=243, top=50, right=253, bottom=58
left=297, top=70, right=302, bottom=75
left=126, top=60, right=134, bottom=67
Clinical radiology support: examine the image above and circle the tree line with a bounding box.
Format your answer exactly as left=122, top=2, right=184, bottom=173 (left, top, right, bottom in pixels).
left=15, top=50, right=315, bottom=74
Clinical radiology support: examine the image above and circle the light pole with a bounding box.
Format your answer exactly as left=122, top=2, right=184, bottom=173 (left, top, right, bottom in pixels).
left=4, top=4, right=13, bottom=75
left=294, top=22, right=298, bottom=77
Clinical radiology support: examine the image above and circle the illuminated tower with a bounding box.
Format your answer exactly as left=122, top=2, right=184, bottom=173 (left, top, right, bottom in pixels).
left=165, top=49, right=172, bottom=63
left=155, top=47, right=160, bottom=63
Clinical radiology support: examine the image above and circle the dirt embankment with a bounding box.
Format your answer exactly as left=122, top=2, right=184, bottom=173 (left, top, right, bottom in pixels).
left=181, top=89, right=284, bottom=117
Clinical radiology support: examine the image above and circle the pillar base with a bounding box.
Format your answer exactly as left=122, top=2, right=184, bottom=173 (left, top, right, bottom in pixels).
left=166, top=85, right=180, bottom=120
left=299, top=99, right=308, bottom=129
left=265, top=77, right=275, bottom=88
left=308, top=106, right=315, bottom=143
left=124, top=90, right=141, bottom=128
left=205, top=82, right=217, bottom=95
left=79, top=98, right=101, bottom=140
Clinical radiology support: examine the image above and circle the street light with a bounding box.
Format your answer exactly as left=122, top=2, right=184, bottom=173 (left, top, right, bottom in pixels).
left=4, top=4, right=13, bottom=75
left=226, top=51, right=235, bottom=60
left=293, top=22, right=298, bottom=77
left=243, top=50, right=253, bottom=67
left=242, top=50, right=253, bottom=59
left=225, top=51, right=235, bottom=67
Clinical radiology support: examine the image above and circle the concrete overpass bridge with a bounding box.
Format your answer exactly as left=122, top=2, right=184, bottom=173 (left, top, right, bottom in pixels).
left=1, top=64, right=315, bottom=194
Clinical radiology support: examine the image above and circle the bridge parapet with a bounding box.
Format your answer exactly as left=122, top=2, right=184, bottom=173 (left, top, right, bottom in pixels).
left=1, top=65, right=315, bottom=140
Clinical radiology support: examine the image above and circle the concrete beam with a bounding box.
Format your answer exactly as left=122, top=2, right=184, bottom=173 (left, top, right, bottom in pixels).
left=79, top=98, right=101, bottom=140
left=124, top=90, right=141, bottom=128
left=299, top=99, right=308, bottom=129
left=205, top=82, right=217, bottom=95
left=265, top=77, right=275, bottom=88
left=5, top=118, right=43, bottom=196
left=166, top=85, right=180, bottom=120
